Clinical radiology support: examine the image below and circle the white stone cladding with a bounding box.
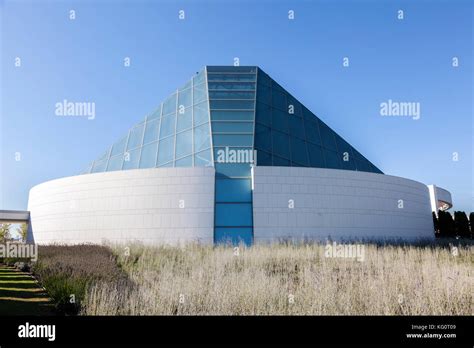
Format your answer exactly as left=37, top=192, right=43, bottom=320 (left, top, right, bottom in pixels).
left=27, top=167, right=215, bottom=245
left=252, top=167, right=435, bottom=243
left=27, top=166, right=440, bottom=245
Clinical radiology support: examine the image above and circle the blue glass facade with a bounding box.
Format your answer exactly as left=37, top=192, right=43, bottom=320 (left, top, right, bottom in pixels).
left=254, top=69, right=383, bottom=173
left=83, top=66, right=383, bottom=245
left=208, top=66, right=257, bottom=245
left=82, top=68, right=213, bottom=175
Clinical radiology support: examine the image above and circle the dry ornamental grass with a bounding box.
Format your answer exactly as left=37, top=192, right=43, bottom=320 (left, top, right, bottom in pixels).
left=82, top=243, right=473, bottom=315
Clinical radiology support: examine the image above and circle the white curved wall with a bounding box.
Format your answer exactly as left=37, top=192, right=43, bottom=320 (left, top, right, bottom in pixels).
left=28, top=167, right=215, bottom=245
left=252, top=167, right=434, bottom=243
left=28, top=165, right=436, bottom=245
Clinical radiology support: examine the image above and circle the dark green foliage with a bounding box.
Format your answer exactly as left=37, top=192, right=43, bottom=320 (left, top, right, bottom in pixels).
left=470, top=212, right=474, bottom=239
left=453, top=211, right=470, bottom=238
left=437, top=210, right=455, bottom=238
left=437, top=210, right=473, bottom=239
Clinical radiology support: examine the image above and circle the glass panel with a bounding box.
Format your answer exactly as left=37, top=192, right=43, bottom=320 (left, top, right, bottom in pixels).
left=257, top=69, right=272, bottom=86
left=356, top=159, right=371, bottom=172
left=272, top=130, right=290, bottom=159
left=177, top=106, right=192, bottom=132
left=257, top=83, right=271, bottom=105
left=302, top=105, right=316, bottom=121
left=256, top=150, right=272, bottom=166
left=215, top=162, right=251, bottom=177
left=107, top=155, right=123, bottom=171
left=307, top=143, right=325, bottom=167
left=341, top=152, right=357, bottom=170
left=194, top=123, right=211, bottom=152
left=193, top=102, right=209, bottom=126
left=82, top=162, right=93, bottom=174
left=335, top=135, right=351, bottom=154
left=175, top=155, right=193, bottom=167
left=272, top=81, right=286, bottom=93
left=122, top=148, right=140, bottom=170
left=193, top=70, right=205, bottom=85
left=207, top=66, right=257, bottom=73
left=139, top=141, right=158, bottom=168
left=147, top=106, right=161, bottom=121
left=126, top=123, right=145, bottom=150
left=256, top=102, right=272, bottom=126
left=290, top=137, right=309, bottom=165
left=272, top=89, right=286, bottom=110
left=193, top=84, right=207, bottom=104
left=216, top=179, right=252, bottom=202
left=158, top=161, right=174, bottom=168
left=213, top=134, right=253, bottom=146
left=214, top=147, right=255, bottom=166
left=319, top=122, right=337, bottom=151
left=304, top=119, right=321, bottom=145
left=289, top=116, right=305, bottom=139
left=210, top=100, right=255, bottom=110
left=178, top=79, right=192, bottom=91
left=159, top=113, right=176, bottom=139
left=207, top=74, right=256, bottom=82
left=176, top=129, right=193, bottom=158
left=208, top=82, right=255, bottom=90
left=91, top=160, right=107, bottom=173
left=215, top=203, right=253, bottom=226
left=214, top=228, right=253, bottom=246
left=352, top=148, right=365, bottom=161
left=254, top=123, right=272, bottom=152
left=194, top=148, right=212, bottom=167
left=143, top=119, right=159, bottom=144
left=335, top=137, right=356, bottom=170
left=272, top=109, right=289, bottom=133
left=95, top=149, right=109, bottom=162
left=211, top=110, right=254, bottom=121
left=273, top=156, right=290, bottom=166
left=212, top=122, right=253, bottom=133
left=178, top=88, right=192, bottom=108
left=208, top=91, right=255, bottom=99
left=111, top=136, right=127, bottom=156
left=372, top=165, right=383, bottom=174
left=162, top=93, right=177, bottom=115
left=324, top=149, right=342, bottom=169
left=286, top=95, right=302, bottom=116
left=157, top=135, right=175, bottom=166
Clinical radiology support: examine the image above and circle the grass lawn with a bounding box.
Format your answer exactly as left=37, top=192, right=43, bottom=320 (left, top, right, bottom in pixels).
left=0, top=264, right=55, bottom=315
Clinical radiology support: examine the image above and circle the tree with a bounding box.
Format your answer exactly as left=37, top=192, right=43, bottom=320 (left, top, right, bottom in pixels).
left=437, top=210, right=455, bottom=238
left=0, top=223, right=12, bottom=242
left=16, top=223, right=28, bottom=242
left=454, top=211, right=470, bottom=238
left=437, top=210, right=446, bottom=237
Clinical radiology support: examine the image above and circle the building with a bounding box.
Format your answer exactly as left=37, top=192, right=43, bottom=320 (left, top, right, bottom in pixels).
left=26, top=66, right=452, bottom=245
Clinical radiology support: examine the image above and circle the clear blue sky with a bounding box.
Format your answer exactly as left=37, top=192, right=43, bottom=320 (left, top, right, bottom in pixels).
left=1, top=0, right=472, bottom=213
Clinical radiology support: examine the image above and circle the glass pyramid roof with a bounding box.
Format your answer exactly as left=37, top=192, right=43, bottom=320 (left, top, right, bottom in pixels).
left=82, top=66, right=382, bottom=175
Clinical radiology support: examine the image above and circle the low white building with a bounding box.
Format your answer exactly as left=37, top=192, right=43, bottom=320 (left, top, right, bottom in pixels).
left=25, top=66, right=452, bottom=245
